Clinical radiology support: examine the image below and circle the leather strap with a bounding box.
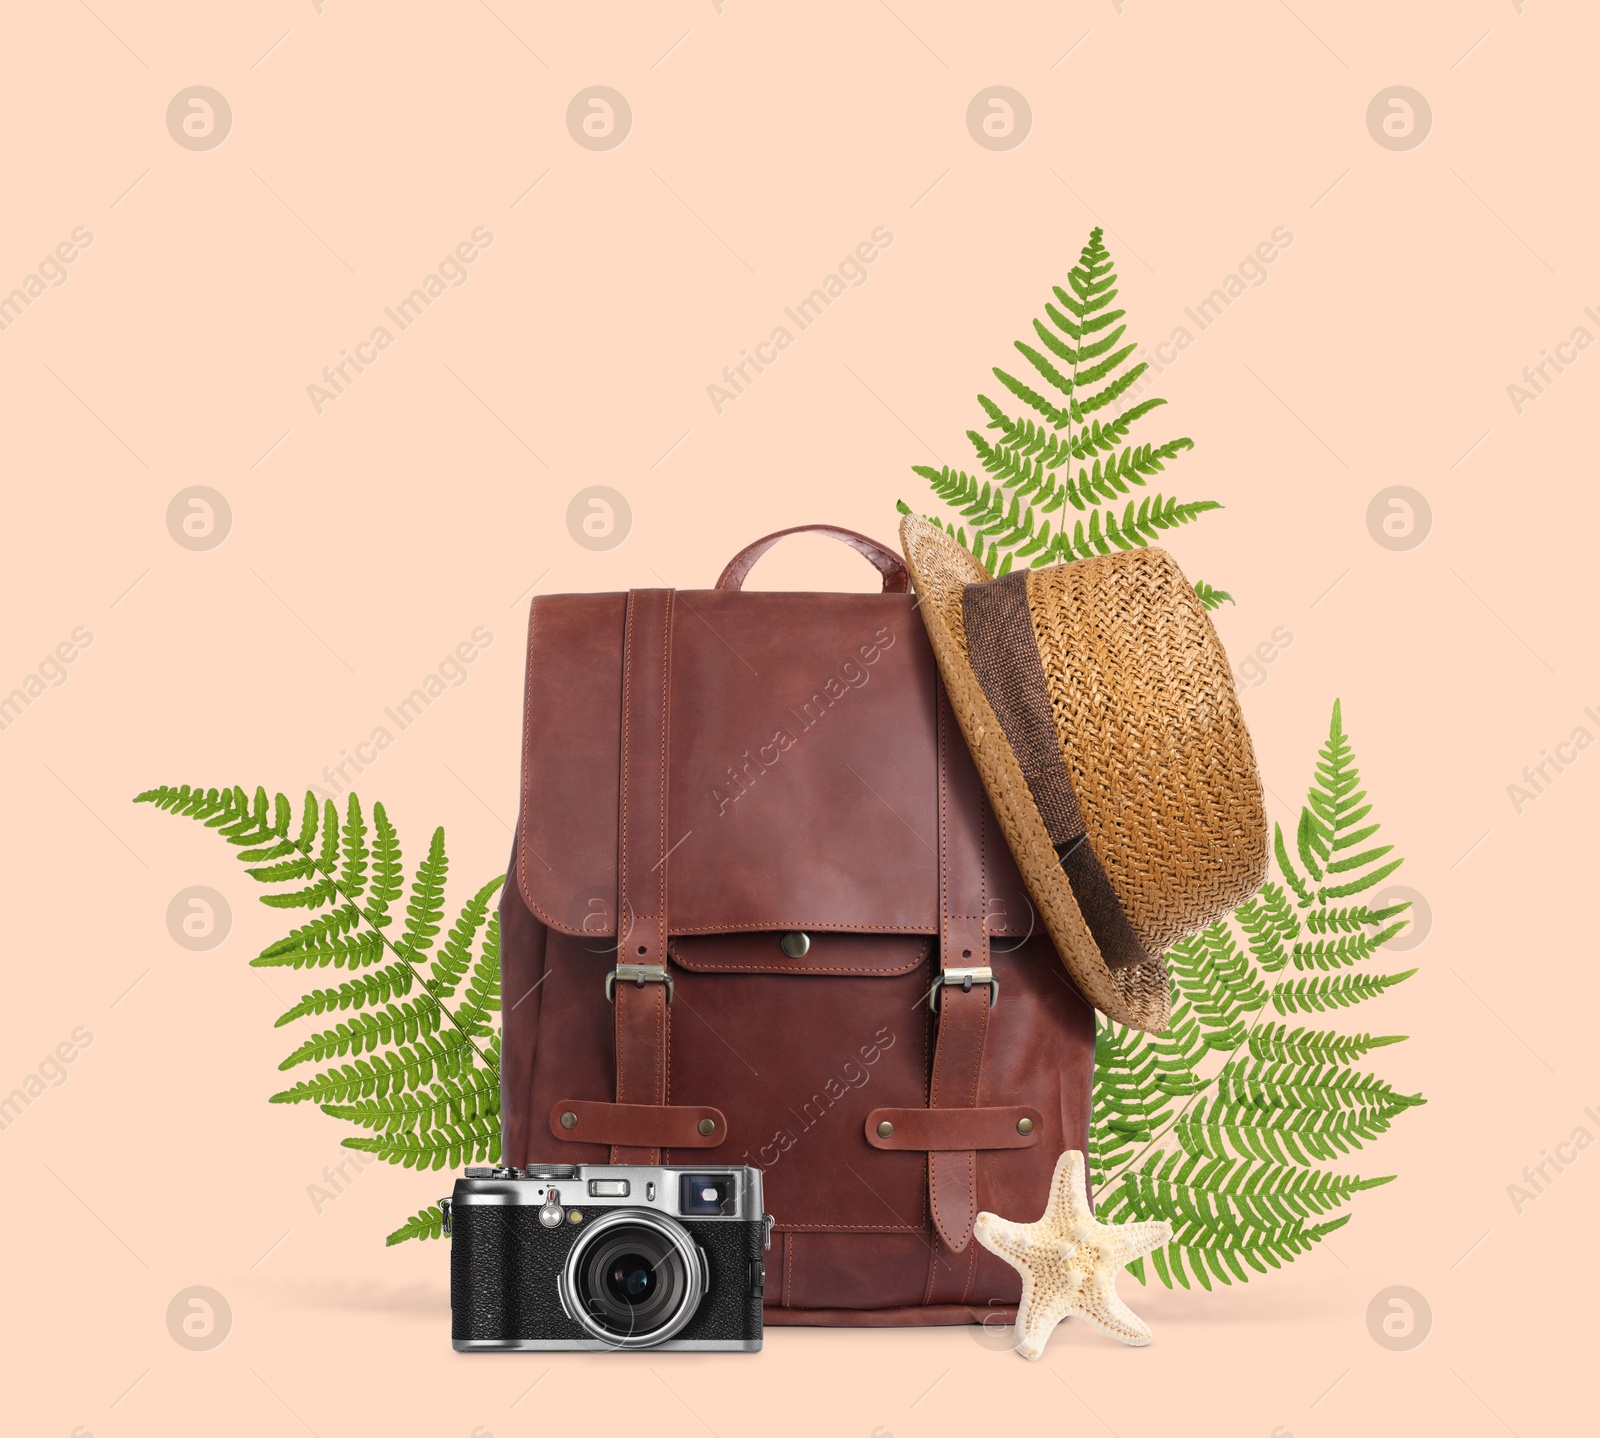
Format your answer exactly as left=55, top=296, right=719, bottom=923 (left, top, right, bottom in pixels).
left=551, top=1100, right=725, bottom=1149
left=612, top=589, right=675, bottom=1164
left=865, top=1106, right=1040, bottom=1151
left=715, top=524, right=911, bottom=593
left=926, top=680, right=992, bottom=1266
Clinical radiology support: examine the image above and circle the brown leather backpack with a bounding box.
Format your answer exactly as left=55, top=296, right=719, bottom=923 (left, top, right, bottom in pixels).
left=499, top=525, right=1094, bottom=1325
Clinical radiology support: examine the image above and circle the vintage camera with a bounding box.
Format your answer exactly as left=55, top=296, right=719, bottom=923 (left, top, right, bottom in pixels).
left=445, top=1163, right=771, bottom=1351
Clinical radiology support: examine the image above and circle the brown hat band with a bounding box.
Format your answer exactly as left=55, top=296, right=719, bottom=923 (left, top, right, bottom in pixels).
left=960, top=571, right=1152, bottom=972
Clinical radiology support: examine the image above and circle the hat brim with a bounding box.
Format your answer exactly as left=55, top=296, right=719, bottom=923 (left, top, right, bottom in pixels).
left=899, top=514, right=1171, bottom=1033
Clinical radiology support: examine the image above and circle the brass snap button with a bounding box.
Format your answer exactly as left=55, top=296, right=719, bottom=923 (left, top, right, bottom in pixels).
left=697, top=1117, right=716, bottom=1136
left=780, top=931, right=810, bottom=958
left=560, top=1111, right=578, bottom=1129
left=1016, top=1117, right=1034, bottom=1135
left=877, top=1120, right=895, bottom=1138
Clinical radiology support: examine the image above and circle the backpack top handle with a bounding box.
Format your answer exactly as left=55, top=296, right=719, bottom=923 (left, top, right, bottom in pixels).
left=716, top=524, right=911, bottom=594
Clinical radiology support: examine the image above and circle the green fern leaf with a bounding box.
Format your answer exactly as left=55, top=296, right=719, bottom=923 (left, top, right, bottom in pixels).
left=1305, top=901, right=1407, bottom=935
left=269, top=1031, right=479, bottom=1105
left=1247, top=1022, right=1406, bottom=1066
left=324, top=1066, right=498, bottom=1135
left=252, top=926, right=385, bottom=972
left=135, top=782, right=508, bottom=1243
left=343, top=1111, right=499, bottom=1171
left=429, top=875, right=505, bottom=1000
left=340, top=794, right=370, bottom=903
left=455, top=913, right=502, bottom=1037
left=278, top=999, right=447, bottom=1070
left=1291, top=924, right=1407, bottom=970
left=365, top=803, right=404, bottom=929
left=1275, top=823, right=1313, bottom=906
left=260, top=877, right=339, bottom=910
left=1167, top=923, right=1265, bottom=1041
left=1177, top=1092, right=1409, bottom=1167
left=1087, top=701, right=1423, bottom=1289
left=295, top=790, right=319, bottom=852
left=386, top=1205, right=447, bottom=1246
left=397, top=827, right=449, bottom=964
left=915, top=228, right=1216, bottom=583
left=273, top=963, right=416, bottom=1026
left=1272, top=969, right=1418, bottom=1015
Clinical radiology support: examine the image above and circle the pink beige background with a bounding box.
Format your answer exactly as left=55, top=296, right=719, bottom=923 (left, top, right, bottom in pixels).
left=3, top=2, right=1594, bottom=1434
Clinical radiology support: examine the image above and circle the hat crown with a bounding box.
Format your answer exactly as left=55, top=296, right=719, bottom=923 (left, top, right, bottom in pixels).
left=899, top=513, right=1267, bottom=1034
left=1024, top=550, right=1267, bottom=958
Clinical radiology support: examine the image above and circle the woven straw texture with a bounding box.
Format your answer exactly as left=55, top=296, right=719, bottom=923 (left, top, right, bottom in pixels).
left=899, top=514, right=1267, bottom=1034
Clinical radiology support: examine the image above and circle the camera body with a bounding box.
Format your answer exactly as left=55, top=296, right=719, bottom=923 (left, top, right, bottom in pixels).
left=447, top=1163, right=770, bottom=1351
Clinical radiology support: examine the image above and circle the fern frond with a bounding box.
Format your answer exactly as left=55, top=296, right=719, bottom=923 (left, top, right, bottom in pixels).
left=135, top=784, right=279, bottom=847
left=1275, top=823, right=1314, bottom=907
left=428, top=876, right=505, bottom=1000
left=1090, top=1021, right=1175, bottom=1173
left=1070, top=360, right=1147, bottom=420
left=1087, top=700, right=1423, bottom=1288
left=1235, top=885, right=1298, bottom=973
left=455, top=913, right=502, bottom=1037
left=1013, top=340, right=1076, bottom=398
left=1103, top=1152, right=1384, bottom=1288
left=136, top=781, right=513, bottom=1242
left=1213, top=1060, right=1409, bottom=1113
left=279, top=998, right=447, bottom=1069
left=269, top=1031, right=480, bottom=1106
left=1271, top=968, right=1418, bottom=1015
left=343, top=1111, right=499, bottom=1171
left=399, top=827, right=448, bottom=961
left=1305, top=901, right=1403, bottom=934
left=1291, top=924, right=1407, bottom=970
left=252, top=927, right=385, bottom=972
left=916, top=227, right=1218, bottom=592
left=324, top=1066, right=498, bottom=1135
left=386, top=1205, right=447, bottom=1246
left=274, top=963, right=416, bottom=1026
left=1166, top=923, right=1266, bottom=1042
left=260, top=877, right=339, bottom=911
left=990, top=366, right=1070, bottom=427
left=337, top=794, right=368, bottom=903
left=1247, top=1022, right=1406, bottom=1066
left=365, top=804, right=404, bottom=928
left=1177, top=1091, right=1416, bottom=1167
left=313, top=797, right=340, bottom=877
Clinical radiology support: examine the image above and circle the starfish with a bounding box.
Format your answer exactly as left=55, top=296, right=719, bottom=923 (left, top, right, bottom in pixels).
left=973, top=1149, right=1172, bottom=1360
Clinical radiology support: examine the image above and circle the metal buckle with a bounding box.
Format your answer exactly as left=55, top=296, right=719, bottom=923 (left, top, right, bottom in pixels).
left=928, top=965, right=998, bottom=1012
left=605, top=963, right=675, bottom=1003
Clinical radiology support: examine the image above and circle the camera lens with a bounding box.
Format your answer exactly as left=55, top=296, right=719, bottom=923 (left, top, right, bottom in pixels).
left=563, top=1211, right=706, bottom=1347
left=607, top=1255, right=654, bottom=1303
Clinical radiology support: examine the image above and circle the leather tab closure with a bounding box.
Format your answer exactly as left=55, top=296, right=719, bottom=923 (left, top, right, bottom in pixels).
left=610, top=976, right=669, bottom=1164
left=865, top=1106, right=1040, bottom=1151
left=551, top=1100, right=726, bottom=1149
left=926, top=984, right=992, bottom=1256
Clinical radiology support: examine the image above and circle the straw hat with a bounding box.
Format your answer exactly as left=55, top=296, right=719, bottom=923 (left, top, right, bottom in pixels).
left=900, top=514, right=1267, bottom=1033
